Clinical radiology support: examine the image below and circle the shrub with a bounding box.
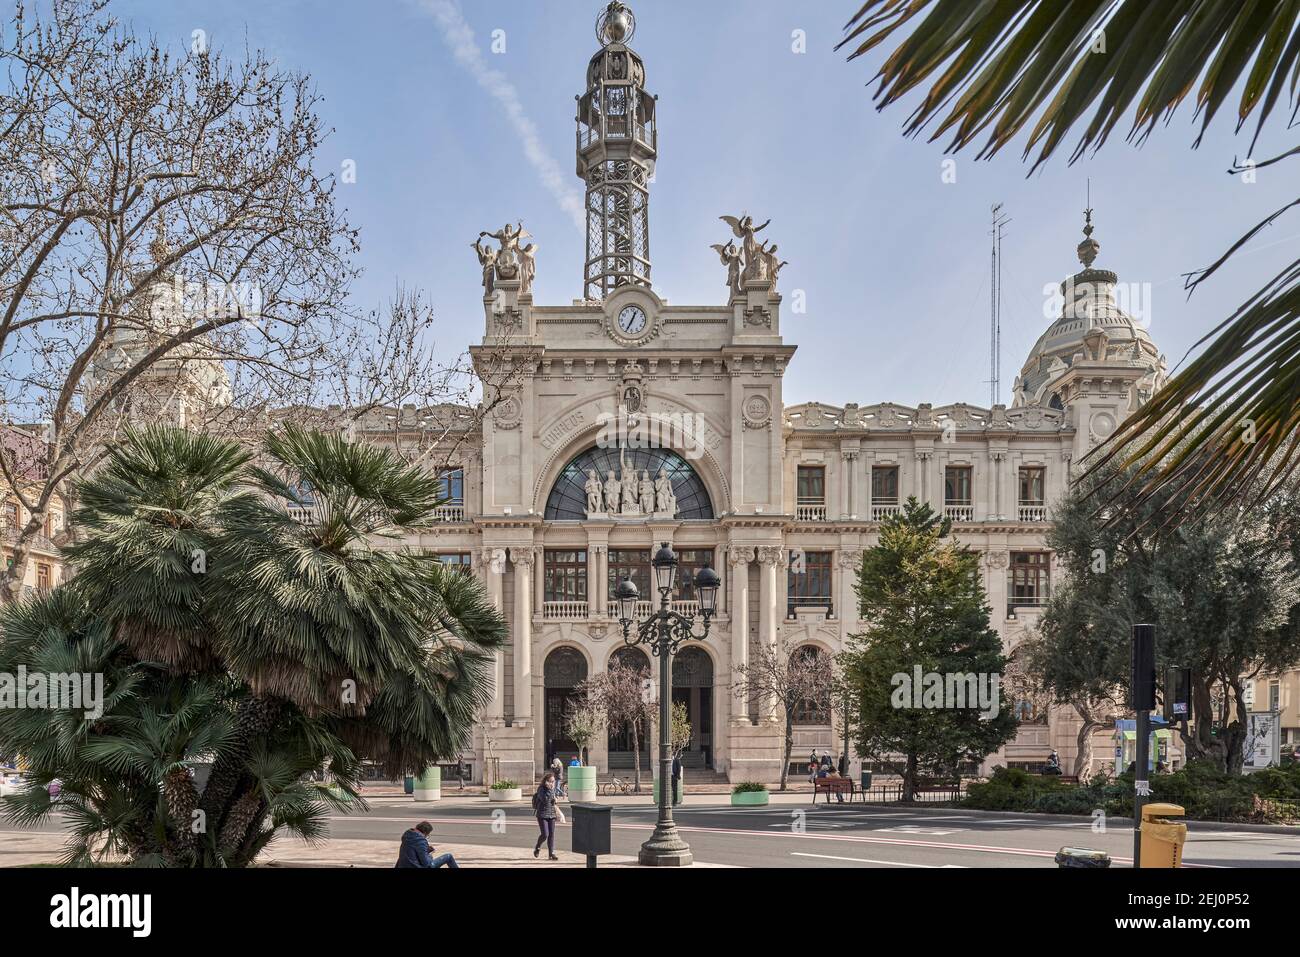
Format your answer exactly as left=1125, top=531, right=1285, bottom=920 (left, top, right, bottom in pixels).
left=732, top=781, right=768, bottom=794
left=491, top=780, right=518, bottom=790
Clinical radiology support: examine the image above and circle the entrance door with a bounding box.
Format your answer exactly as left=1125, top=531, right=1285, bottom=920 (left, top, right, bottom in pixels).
left=672, top=647, right=714, bottom=769
left=543, top=647, right=588, bottom=765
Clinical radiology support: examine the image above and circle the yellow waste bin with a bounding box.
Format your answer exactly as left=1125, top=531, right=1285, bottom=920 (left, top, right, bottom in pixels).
left=1139, top=802, right=1187, bottom=868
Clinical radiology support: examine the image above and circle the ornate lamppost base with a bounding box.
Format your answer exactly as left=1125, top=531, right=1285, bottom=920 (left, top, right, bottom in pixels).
left=638, top=829, right=693, bottom=867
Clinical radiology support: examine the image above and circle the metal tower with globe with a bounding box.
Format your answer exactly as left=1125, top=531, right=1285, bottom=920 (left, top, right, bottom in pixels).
left=577, top=2, right=657, bottom=301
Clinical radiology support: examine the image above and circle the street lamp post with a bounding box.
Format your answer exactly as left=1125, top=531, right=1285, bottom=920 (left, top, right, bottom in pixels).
left=616, top=541, right=720, bottom=867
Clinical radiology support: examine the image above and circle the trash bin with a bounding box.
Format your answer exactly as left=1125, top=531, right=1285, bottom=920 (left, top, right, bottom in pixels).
left=403, top=775, right=414, bottom=795
left=1054, top=846, right=1111, bottom=868
left=860, top=771, right=873, bottom=792
left=1139, top=802, right=1187, bottom=868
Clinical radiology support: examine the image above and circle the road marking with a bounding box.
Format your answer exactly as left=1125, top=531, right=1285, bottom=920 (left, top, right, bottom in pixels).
left=791, top=852, right=964, bottom=868
left=875, top=826, right=964, bottom=836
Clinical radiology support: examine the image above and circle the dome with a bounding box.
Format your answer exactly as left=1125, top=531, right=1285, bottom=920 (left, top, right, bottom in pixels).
left=586, top=43, right=645, bottom=88
left=1013, top=211, right=1166, bottom=409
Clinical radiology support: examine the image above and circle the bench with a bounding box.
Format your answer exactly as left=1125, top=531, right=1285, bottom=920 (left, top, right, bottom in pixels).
left=812, top=777, right=854, bottom=804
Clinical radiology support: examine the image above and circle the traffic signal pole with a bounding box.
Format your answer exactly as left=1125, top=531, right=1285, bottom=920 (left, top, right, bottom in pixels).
left=1131, top=624, right=1156, bottom=869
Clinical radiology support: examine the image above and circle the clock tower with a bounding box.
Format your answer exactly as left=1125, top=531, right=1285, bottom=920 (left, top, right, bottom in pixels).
left=576, top=2, right=657, bottom=301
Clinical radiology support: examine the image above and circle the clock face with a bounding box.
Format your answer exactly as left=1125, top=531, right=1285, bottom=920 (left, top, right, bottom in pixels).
left=618, top=305, right=647, bottom=335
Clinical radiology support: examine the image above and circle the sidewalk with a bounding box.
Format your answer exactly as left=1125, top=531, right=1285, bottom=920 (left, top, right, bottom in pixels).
left=0, top=828, right=731, bottom=868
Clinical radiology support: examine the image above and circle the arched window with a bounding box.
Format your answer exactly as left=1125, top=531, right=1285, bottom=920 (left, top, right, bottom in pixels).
left=791, top=645, right=831, bottom=725
left=544, top=446, right=713, bottom=520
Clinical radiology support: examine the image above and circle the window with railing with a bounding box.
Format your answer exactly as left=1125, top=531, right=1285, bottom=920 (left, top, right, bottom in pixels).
left=1018, top=467, right=1046, bottom=522
left=432, top=468, right=464, bottom=522
left=871, top=466, right=899, bottom=520
left=544, top=550, right=588, bottom=619
left=788, top=550, right=833, bottom=617
left=608, top=548, right=651, bottom=603
left=673, top=549, right=713, bottom=609
left=1008, top=552, right=1051, bottom=611
left=796, top=466, right=826, bottom=521
left=944, top=466, right=973, bottom=521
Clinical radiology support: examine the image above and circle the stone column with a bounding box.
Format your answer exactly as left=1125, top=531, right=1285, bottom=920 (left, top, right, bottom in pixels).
left=757, top=546, right=784, bottom=718
left=728, top=546, right=755, bottom=721
left=480, top=547, right=506, bottom=721
left=837, top=549, right=862, bottom=625
left=843, top=450, right=859, bottom=519
left=992, top=451, right=1005, bottom=521
left=511, top=548, right=534, bottom=723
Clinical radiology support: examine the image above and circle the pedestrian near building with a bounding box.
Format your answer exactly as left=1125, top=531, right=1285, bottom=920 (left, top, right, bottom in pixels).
left=550, top=756, right=566, bottom=798
left=671, top=753, right=682, bottom=807
left=532, top=772, right=562, bottom=861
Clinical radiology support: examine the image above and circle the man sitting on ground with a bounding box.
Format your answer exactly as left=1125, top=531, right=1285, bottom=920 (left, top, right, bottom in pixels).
left=395, top=821, right=459, bottom=869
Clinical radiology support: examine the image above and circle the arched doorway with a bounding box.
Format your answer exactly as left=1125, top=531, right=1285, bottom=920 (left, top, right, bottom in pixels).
left=606, top=646, right=651, bottom=770
left=544, top=647, right=588, bottom=766
left=673, top=647, right=714, bottom=769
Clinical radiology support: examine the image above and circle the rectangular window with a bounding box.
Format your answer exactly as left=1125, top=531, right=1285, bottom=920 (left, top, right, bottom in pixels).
left=796, top=466, right=825, bottom=504
left=4, top=502, right=17, bottom=526
left=438, top=468, right=464, bottom=505
left=36, top=563, right=50, bottom=593
left=871, top=466, right=899, bottom=503
left=435, top=552, right=472, bottom=574
left=1008, top=552, right=1051, bottom=609
left=608, top=548, right=651, bottom=601
left=1018, top=467, right=1045, bottom=505
left=1269, top=682, right=1280, bottom=713
left=944, top=466, right=972, bottom=505
left=544, top=549, right=588, bottom=603
left=788, top=550, right=833, bottom=617
left=674, top=549, right=714, bottom=602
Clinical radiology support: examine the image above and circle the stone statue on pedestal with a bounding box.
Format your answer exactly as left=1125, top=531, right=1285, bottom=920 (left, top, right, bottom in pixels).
left=585, top=469, right=604, bottom=515
left=603, top=470, right=620, bottom=514
left=638, top=470, right=655, bottom=514
left=654, top=468, right=676, bottom=516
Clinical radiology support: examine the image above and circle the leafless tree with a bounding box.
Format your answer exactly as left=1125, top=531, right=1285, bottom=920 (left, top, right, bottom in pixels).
left=579, top=657, right=653, bottom=792
left=734, top=637, right=836, bottom=791
left=0, top=0, right=522, bottom=600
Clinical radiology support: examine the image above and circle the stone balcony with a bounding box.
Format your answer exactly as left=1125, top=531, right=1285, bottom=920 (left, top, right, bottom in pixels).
left=944, top=503, right=974, bottom=522
left=795, top=501, right=827, bottom=522
left=1017, top=503, right=1047, bottom=522
left=870, top=501, right=900, bottom=521
left=540, top=598, right=700, bottom=622
left=431, top=504, right=466, bottom=523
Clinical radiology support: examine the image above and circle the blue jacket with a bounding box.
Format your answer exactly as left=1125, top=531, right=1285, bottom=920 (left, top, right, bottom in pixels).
left=395, top=828, right=436, bottom=868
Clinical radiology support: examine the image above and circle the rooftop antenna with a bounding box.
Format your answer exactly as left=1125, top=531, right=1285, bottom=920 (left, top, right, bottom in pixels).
left=989, top=204, right=1010, bottom=406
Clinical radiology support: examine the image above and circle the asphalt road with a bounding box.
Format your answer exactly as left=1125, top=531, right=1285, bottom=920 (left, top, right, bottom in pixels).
left=330, top=797, right=1300, bottom=868
left=5, top=797, right=1297, bottom=868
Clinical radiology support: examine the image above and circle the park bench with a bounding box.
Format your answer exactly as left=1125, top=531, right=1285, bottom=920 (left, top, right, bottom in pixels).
left=812, top=777, right=854, bottom=804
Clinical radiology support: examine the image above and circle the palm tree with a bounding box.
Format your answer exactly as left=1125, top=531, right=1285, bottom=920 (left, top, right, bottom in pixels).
left=0, top=425, right=506, bottom=866
left=840, top=1, right=1300, bottom=523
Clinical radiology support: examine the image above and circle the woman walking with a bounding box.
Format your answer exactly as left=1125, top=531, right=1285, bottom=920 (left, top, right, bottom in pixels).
left=532, top=771, right=561, bottom=861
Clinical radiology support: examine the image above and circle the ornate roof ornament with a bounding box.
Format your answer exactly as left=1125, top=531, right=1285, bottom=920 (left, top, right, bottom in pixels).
left=597, top=2, right=636, bottom=46
left=1077, top=205, right=1100, bottom=269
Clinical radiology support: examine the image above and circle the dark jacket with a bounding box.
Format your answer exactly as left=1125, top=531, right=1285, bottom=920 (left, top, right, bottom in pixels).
left=671, top=756, right=682, bottom=781
left=532, top=785, right=558, bottom=820
left=395, top=828, right=436, bottom=868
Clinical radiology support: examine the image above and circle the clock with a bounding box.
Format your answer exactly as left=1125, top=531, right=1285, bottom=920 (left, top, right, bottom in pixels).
left=617, top=305, right=647, bottom=335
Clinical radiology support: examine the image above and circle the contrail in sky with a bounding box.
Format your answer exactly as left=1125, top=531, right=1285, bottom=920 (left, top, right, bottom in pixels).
left=419, top=0, right=587, bottom=232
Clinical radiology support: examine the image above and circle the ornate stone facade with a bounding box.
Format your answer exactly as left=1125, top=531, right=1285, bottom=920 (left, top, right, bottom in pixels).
left=369, top=2, right=1172, bottom=785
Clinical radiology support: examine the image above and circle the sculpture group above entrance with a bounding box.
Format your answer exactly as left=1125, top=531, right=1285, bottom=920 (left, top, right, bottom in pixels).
left=545, top=446, right=713, bottom=522
left=583, top=461, right=676, bottom=518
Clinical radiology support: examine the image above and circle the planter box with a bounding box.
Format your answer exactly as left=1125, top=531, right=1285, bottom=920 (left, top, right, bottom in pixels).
left=566, top=765, right=597, bottom=802
left=413, top=767, right=441, bottom=802
left=489, top=787, right=522, bottom=803
left=731, top=790, right=770, bottom=807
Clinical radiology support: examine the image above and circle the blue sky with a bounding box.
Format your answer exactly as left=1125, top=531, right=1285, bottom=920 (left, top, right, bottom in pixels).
left=117, top=0, right=1300, bottom=408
